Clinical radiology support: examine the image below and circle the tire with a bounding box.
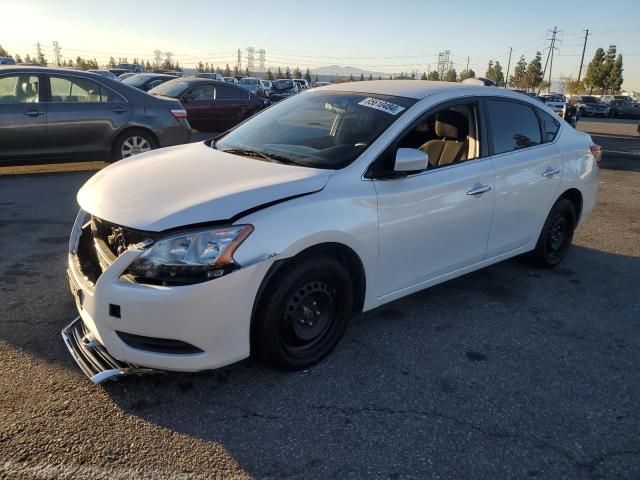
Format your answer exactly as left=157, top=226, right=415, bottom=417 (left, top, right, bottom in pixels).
left=527, top=198, right=577, bottom=268
left=253, top=255, right=353, bottom=369
left=111, top=129, right=157, bottom=161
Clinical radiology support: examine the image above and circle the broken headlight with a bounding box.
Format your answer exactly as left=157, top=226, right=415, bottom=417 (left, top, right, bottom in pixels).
left=126, top=225, right=253, bottom=285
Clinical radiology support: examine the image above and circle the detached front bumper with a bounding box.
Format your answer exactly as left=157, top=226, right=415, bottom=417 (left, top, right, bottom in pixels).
left=62, top=317, right=155, bottom=384
left=63, top=211, right=272, bottom=383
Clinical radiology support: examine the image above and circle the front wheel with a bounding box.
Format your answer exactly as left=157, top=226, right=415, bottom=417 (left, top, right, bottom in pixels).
left=527, top=198, right=577, bottom=268
left=253, top=255, right=353, bottom=369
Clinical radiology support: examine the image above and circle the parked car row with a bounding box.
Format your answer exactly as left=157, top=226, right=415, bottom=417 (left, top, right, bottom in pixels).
left=0, top=66, right=191, bottom=163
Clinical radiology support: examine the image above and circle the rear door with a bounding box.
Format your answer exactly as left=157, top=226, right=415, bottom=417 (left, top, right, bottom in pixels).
left=214, top=83, right=251, bottom=131
left=181, top=83, right=216, bottom=132
left=0, top=72, right=49, bottom=160
left=483, top=98, right=562, bottom=258
left=45, top=74, right=132, bottom=157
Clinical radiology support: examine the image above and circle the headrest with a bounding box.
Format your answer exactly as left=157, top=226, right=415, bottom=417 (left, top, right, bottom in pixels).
left=435, top=110, right=468, bottom=140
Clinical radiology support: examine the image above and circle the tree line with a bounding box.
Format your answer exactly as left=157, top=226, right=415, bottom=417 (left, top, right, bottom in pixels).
left=0, top=43, right=624, bottom=93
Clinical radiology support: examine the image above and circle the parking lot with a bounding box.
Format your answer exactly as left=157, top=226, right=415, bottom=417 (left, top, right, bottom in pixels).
left=0, top=117, right=639, bottom=479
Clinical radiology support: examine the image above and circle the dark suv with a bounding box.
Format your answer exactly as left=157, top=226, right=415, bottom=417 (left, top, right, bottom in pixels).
left=0, top=66, right=192, bottom=163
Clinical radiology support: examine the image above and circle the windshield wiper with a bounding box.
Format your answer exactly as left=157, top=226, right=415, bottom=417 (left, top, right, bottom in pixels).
left=221, top=147, right=298, bottom=165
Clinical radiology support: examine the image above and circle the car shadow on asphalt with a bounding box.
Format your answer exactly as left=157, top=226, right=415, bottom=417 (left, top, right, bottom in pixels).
left=85, top=245, right=640, bottom=478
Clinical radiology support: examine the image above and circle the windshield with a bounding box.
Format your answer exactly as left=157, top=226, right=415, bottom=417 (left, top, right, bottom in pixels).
left=216, top=91, right=417, bottom=169
left=239, top=79, right=258, bottom=86
left=581, top=96, right=600, bottom=103
left=273, top=79, right=294, bottom=90
left=148, top=80, right=189, bottom=98
left=123, top=74, right=153, bottom=87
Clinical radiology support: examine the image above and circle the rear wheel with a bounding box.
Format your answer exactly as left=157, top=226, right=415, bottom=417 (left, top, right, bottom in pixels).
left=112, top=129, right=157, bottom=161
left=527, top=198, right=577, bottom=268
left=253, top=255, right=353, bottom=369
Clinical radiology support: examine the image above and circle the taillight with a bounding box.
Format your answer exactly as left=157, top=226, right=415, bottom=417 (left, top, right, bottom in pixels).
left=170, top=109, right=188, bottom=119
left=590, top=144, right=602, bottom=166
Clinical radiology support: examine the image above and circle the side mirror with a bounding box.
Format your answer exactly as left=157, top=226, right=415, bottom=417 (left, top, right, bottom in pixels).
left=394, top=148, right=429, bottom=172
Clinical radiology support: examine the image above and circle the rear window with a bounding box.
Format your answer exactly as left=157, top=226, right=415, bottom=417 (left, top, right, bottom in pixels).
left=486, top=99, right=542, bottom=154
left=122, top=74, right=152, bottom=87
left=537, top=109, right=561, bottom=143
left=581, top=96, right=599, bottom=103
left=148, top=80, right=189, bottom=98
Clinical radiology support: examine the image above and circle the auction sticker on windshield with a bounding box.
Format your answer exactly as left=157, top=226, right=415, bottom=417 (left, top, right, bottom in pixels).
left=358, top=97, right=405, bottom=115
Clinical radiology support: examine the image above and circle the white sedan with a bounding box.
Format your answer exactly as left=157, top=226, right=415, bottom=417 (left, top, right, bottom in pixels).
left=63, top=81, right=600, bottom=383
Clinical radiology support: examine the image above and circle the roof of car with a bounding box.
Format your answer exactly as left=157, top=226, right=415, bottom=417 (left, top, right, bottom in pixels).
left=319, top=80, right=525, bottom=100
left=0, top=65, right=104, bottom=75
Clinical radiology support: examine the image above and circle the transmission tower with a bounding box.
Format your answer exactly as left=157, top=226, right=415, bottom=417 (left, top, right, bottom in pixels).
left=437, top=50, right=451, bottom=78
left=36, top=42, right=43, bottom=63
left=257, top=49, right=266, bottom=70
left=237, top=48, right=242, bottom=71
left=246, top=47, right=255, bottom=72
left=164, top=51, right=173, bottom=67
left=52, top=41, right=61, bottom=66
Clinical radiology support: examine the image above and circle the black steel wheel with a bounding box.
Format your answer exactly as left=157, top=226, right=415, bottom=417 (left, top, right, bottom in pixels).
left=528, top=198, right=577, bottom=268
left=253, top=255, right=353, bottom=369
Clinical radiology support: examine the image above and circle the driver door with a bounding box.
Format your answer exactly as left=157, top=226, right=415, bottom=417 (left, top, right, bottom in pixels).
left=372, top=101, right=495, bottom=299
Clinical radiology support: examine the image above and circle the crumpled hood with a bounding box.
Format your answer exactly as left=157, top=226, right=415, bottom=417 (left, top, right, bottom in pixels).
left=77, top=142, right=333, bottom=231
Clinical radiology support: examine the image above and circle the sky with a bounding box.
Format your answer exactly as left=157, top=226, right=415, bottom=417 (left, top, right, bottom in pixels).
left=3, top=0, right=640, bottom=90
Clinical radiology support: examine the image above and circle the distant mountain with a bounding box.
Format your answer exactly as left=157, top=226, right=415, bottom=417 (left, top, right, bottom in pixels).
left=310, top=65, right=387, bottom=78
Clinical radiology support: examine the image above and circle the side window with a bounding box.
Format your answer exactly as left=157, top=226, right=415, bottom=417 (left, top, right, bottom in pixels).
left=0, top=75, right=40, bottom=103
left=486, top=100, right=541, bottom=154
left=216, top=84, right=249, bottom=100
left=396, top=103, right=480, bottom=169
left=538, top=109, right=561, bottom=143
left=188, top=84, right=215, bottom=100
left=50, top=76, right=115, bottom=103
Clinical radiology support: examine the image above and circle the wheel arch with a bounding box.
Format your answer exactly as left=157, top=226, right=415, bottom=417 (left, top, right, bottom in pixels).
left=111, top=125, right=159, bottom=156
left=249, top=241, right=367, bottom=353
left=558, top=188, right=583, bottom=224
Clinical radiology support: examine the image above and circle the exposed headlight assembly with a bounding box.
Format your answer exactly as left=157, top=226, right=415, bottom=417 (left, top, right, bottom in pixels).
left=126, top=225, right=253, bottom=285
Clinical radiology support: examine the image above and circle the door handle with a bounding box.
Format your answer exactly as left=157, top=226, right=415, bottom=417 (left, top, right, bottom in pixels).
left=466, top=184, right=492, bottom=196
left=111, top=106, right=127, bottom=113
left=24, top=109, right=44, bottom=117
left=542, top=167, right=560, bottom=178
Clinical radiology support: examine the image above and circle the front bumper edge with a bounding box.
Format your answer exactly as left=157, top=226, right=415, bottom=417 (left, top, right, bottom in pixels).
left=62, top=316, right=157, bottom=384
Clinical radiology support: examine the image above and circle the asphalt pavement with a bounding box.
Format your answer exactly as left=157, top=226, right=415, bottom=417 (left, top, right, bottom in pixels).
left=0, top=119, right=639, bottom=479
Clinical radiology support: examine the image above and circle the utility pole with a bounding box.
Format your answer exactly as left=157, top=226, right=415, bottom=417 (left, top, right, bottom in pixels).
left=577, top=29, right=590, bottom=82
left=465, top=56, right=470, bottom=73
left=540, top=26, right=558, bottom=94
left=52, top=41, right=61, bottom=66
left=36, top=42, right=42, bottom=64
left=505, top=47, right=512, bottom=88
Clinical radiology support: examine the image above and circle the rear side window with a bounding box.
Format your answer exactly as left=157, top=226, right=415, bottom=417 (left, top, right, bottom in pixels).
left=538, top=109, right=561, bottom=143
left=216, top=84, right=249, bottom=100
left=0, top=75, right=40, bottom=103
left=486, top=99, right=542, bottom=154
left=49, top=75, right=116, bottom=103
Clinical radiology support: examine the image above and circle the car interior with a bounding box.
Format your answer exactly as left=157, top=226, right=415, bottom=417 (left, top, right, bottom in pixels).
left=0, top=75, right=39, bottom=103
left=398, top=104, right=479, bottom=168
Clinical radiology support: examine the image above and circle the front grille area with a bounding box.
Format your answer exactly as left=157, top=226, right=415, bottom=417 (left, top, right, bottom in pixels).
left=116, top=331, right=204, bottom=355
left=74, top=216, right=155, bottom=284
